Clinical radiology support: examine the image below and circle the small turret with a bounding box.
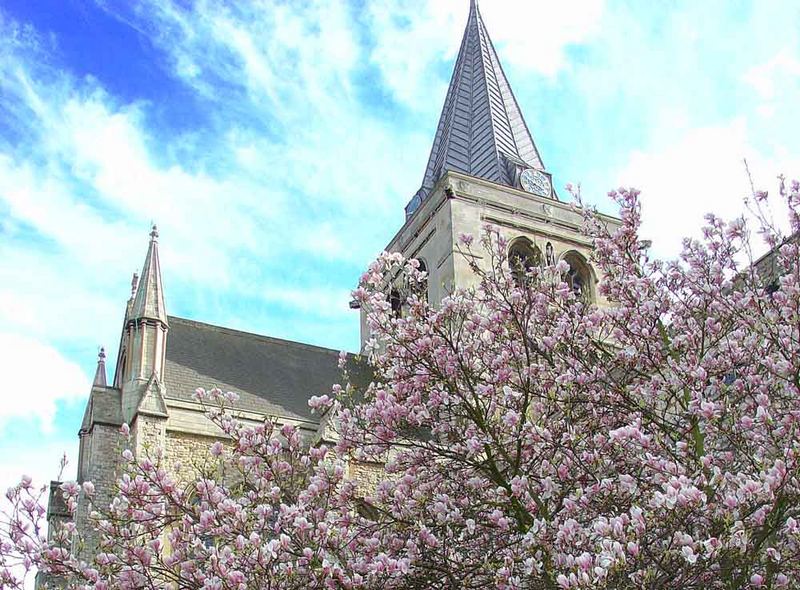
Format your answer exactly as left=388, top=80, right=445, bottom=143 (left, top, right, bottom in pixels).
left=114, top=225, right=170, bottom=422
left=93, top=347, right=107, bottom=388
left=130, top=225, right=168, bottom=325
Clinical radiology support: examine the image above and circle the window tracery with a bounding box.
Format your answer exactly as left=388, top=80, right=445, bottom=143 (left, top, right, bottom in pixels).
left=508, top=238, right=542, bottom=285
left=561, top=251, right=593, bottom=302
left=416, top=259, right=429, bottom=302
left=389, top=288, right=402, bottom=318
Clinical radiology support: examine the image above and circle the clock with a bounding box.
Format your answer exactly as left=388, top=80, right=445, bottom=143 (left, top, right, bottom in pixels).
left=520, top=168, right=551, bottom=197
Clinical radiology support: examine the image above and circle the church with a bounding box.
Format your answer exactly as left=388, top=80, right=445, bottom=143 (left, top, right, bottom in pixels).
left=53, top=0, right=620, bottom=545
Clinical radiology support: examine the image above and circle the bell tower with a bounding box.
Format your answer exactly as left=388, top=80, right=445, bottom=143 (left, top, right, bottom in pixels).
left=365, top=0, right=619, bottom=346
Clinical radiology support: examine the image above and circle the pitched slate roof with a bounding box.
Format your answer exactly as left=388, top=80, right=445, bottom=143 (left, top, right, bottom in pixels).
left=406, top=0, right=548, bottom=217
left=80, top=385, right=123, bottom=436
left=163, top=316, right=370, bottom=422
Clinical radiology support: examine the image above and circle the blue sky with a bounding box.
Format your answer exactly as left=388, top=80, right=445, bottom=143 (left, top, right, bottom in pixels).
left=1, top=0, right=799, bottom=492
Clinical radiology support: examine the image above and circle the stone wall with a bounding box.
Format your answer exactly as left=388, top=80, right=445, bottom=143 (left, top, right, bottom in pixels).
left=163, top=429, right=224, bottom=484
left=132, top=414, right=167, bottom=458
left=346, top=459, right=386, bottom=497
left=76, top=422, right=125, bottom=555
left=65, top=402, right=388, bottom=580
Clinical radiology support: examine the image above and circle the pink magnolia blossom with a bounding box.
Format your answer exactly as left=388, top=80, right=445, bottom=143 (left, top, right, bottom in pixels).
left=3, top=182, right=800, bottom=589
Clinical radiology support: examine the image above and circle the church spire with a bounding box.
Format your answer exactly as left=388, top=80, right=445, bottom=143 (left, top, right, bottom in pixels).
left=406, top=0, right=549, bottom=217
left=130, top=225, right=168, bottom=325
left=93, top=347, right=107, bottom=387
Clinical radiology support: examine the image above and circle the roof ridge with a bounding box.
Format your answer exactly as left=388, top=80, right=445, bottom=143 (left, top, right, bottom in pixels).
left=472, top=5, right=504, bottom=181
left=167, top=315, right=356, bottom=357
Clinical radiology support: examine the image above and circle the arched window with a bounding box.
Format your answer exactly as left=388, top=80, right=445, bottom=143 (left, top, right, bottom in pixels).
left=389, top=288, right=402, bottom=318
left=567, top=265, right=585, bottom=295
left=562, top=251, right=593, bottom=302
left=416, top=259, right=429, bottom=302
left=508, top=238, right=542, bottom=284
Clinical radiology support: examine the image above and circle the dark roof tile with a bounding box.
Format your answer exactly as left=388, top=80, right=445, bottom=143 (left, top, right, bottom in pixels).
left=163, top=316, right=370, bottom=422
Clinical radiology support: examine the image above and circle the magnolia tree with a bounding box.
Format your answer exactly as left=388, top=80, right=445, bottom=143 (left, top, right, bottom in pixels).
left=3, top=182, right=800, bottom=589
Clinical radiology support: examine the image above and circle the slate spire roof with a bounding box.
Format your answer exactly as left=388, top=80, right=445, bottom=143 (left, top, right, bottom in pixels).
left=406, top=0, right=548, bottom=217
left=130, top=225, right=168, bottom=325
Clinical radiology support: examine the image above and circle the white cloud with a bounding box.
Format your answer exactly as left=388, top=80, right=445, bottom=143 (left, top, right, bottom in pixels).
left=0, top=247, right=122, bottom=345
left=261, top=285, right=354, bottom=321
left=0, top=333, right=90, bottom=433
left=479, top=0, right=605, bottom=76
left=0, top=5, right=394, bottom=300
left=0, top=438, right=77, bottom=494
left=365, top=0, right=605, bottom=110
left=364, top=0, right=461, bottom=108
left=617, top=119, right=798, bottom=259
left=744, top=48, right=800, bottom=121
left=744, top=48, right=800, bottom=102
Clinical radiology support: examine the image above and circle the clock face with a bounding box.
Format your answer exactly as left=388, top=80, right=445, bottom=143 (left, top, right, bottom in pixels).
left=520, top=168, right=551, bottom=197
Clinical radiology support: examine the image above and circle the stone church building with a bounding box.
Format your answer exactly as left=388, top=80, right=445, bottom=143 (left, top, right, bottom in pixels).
left=53, top=0, right=620, bottom=548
